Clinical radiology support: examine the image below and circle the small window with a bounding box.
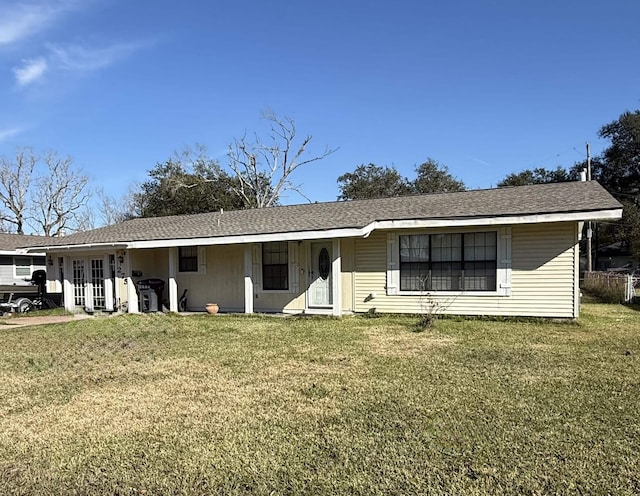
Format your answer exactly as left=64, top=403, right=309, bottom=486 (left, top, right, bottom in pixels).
left=14, top=256, right=32, bottom=278
left=263, top=242, right=288, bottom=290
left=179, top=247, right=198, bottom=272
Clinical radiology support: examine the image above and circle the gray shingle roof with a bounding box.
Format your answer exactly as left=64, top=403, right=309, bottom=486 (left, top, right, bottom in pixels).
left=0, top=233, right=50, bottom=251
left=24, top=181, right=621, bottom=248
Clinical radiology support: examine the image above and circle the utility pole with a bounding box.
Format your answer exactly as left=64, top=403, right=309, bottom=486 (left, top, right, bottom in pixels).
left=586, top=142, right=593, bottom=272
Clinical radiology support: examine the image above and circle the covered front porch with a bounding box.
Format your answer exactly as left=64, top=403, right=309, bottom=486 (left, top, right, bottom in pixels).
left=51, top=239, right=351, bottom=316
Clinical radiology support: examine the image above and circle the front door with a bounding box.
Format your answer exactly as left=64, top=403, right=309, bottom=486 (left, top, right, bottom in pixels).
left=309, top=242, right=332, bottom=307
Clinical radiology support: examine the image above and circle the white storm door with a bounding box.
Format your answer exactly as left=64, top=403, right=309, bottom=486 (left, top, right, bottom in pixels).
left=309, top=242, right=332, bottom=307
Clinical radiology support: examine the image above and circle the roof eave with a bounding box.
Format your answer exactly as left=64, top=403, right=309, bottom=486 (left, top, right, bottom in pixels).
left=24, top=242, right=129, bottom=254
left=369, top=208, right=623, bottom=232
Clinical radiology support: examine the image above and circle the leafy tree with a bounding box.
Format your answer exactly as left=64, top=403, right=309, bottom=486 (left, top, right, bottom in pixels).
left=337, top=164, right=412, bottom=200
left=337, top=159, right=464, bottom=200
left=227, top=111, right=337, bottom=207
left=592, top=110, right=640, bottom=195
left=588, top=110, right=640, bottom=258
left=413, top=158, right=465, bottom=193
left=131, top=147, right=247, bottom=218
left=498, top=166, right=576, bottom=187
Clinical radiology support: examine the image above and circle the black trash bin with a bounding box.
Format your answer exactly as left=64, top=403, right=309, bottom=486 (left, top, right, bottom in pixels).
left=137, top=278, right=165, bottom=312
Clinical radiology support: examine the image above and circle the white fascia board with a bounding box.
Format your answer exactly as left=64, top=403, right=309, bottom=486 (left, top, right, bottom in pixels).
left=368, top=209, right=623, bottom=231
left=24, top=243, right=128, bottom=253
left=126, top=227, right=366, bottom=249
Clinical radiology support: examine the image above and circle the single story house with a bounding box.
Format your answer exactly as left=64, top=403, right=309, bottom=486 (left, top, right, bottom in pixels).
left=0, top=233, right=46, bottom=286
left=24, top=181, right=622, bottom=318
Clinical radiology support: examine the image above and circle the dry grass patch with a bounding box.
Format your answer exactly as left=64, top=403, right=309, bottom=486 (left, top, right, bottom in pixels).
left=363, top=323, right=455, bottom=357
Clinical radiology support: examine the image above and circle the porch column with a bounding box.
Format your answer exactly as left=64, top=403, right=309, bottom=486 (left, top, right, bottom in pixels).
left=168, top=247, right=178, bottom=312
left=124, top=251, right=139, bottom=313
left=63, top=257, right=75, bottom=313
left=104, top=254, right=114, bottom=312
left=126, top=277, right=139, bottom=313
left=332, top=239, right=342, bottom=317
left=244, top=245, right=254, bottom=314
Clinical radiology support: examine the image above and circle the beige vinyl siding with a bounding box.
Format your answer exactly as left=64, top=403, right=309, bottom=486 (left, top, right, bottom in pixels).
left=353, top=222, right=578, bottom=318
left=509, top=223, right=577, bottom=317
left=354, top=233, right=388, bottom=310
left=340, top=238, right=355, bottom=313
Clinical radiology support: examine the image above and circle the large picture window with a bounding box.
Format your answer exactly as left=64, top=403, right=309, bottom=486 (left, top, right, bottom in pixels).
left=262, top=242, right=288, bottom=290
left=399, top=232, right=496, bottom=291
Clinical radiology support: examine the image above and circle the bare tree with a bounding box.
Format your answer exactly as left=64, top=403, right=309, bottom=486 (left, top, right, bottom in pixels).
left=0, top=148, right=36, bottom=234
left=227, top=112, right=337, bottom=208
left=95, top=186, right=136, bottom=225
left=27, top=151, right=90, bottom=236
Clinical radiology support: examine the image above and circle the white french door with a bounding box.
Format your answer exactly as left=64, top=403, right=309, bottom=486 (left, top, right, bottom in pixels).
left=71, top=257, right=110, bottom=309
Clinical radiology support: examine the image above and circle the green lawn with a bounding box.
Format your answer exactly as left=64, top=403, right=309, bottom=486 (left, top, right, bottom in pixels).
left=0, top=304, right=639, bottom=495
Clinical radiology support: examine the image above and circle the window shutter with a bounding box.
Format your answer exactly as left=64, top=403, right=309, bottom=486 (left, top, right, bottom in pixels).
left=386, top=232, right=399, bottom=295
left=252, top=244, right=262, bottom=291
left=289, top=242, right=299, bottom=293
left=497, top=227, right=512, bottom=296
left=198, top=246, right=207, bottom=274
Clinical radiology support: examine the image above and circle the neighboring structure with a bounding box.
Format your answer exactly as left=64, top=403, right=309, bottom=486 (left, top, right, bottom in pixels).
left=596, top=241, right=636, bottom=272
left=24, top=181, right=622, bottom=318
left=0, top=233, right=46, bottom=286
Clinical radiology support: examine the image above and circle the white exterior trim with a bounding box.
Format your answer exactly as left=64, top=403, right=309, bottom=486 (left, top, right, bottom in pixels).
left=366, top=209, right=622, bottom=233
left=25, top=243, right=127, bottom=253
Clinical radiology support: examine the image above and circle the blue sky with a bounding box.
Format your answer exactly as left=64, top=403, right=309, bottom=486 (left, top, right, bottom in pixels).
left=1, top=0, right=639, bottom=208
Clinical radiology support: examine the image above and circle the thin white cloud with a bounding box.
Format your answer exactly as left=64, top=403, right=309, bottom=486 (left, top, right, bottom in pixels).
left=47, top=40, right=150, bottom=72
left=0, top=1, right=80, bottom=46
left=0, top=127, right=24, bottom=141
left=13, top=57, right=48, bottom=86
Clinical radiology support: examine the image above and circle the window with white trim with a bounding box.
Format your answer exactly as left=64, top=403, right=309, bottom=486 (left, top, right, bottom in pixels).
left=399, top=232, right=497, bottom=292
left=14, top=256, right=32, bottom=278
left=262, top=241, right=288, bottom=290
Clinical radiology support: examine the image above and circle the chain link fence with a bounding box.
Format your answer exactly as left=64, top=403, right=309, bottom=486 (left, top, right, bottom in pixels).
left=583, top=271, right=638, bottom=303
